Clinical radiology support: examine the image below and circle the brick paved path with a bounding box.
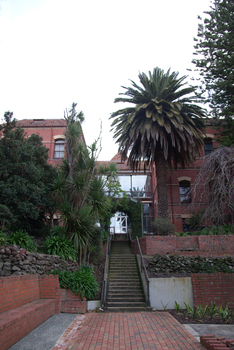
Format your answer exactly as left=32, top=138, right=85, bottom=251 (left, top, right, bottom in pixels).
left=52, top=312, right=204, bottom=350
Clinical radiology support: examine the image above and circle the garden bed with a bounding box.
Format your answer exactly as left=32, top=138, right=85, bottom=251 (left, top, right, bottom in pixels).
left=168, top=308, right=234, bottom=325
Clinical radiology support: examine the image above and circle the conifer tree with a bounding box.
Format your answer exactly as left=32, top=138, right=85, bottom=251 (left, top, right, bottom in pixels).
left=192, top=0, right=234, bottom=145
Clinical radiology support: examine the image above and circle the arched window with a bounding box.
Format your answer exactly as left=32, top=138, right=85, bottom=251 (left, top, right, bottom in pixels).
left=179, top=180, right=191, bottom=203
left=54, top=139, right=65, bottom=158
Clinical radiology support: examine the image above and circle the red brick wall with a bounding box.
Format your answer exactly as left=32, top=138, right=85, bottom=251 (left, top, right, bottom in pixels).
left=60, top=288, right=86, bottom=314
left=191, top=273, right=234, bottom=307
left=0, top=275, right=40, bottom=314
left=0, top=299, right=56, bottom=350
left=38, top=274, right=61, bottom=313
left=133, top=235, right=234, bottom=257
left=0, top=274, right=61, bottom=314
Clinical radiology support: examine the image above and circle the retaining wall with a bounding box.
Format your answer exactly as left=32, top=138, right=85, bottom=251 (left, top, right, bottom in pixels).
left=0, top=274, right=87, bottom=315
left=149, top=273, right=234, bottom=309
left=191, top=272, right=234, bottom=308
left=132, top=235, right=234, bottom=257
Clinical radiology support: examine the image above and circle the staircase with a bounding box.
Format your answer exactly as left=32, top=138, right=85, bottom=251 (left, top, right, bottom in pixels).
left=105, top=240, right=148, bottom=312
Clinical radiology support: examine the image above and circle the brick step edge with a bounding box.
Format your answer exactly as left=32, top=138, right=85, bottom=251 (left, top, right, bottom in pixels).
left=200, top=335, right=234, bottom=350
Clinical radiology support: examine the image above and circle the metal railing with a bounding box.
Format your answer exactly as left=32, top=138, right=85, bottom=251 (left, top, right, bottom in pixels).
left=101, top=236, right=112, bottom=308
left=128, top=232, right=150, bottom=307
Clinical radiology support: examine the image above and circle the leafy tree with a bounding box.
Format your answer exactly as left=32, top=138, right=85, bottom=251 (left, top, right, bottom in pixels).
left=192, top=146, right=234, bottom=226
left=110, top=67, right=205, bottom=220
left=0, top=112, right=57, bottom=232
left=192, top=0, right=234, bottom=145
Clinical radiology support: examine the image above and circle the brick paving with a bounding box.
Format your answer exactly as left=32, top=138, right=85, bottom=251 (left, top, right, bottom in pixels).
left=52, top=312, right=204, bottom=350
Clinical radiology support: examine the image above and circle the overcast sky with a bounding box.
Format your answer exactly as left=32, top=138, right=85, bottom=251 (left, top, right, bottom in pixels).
left=0, top=0, right=211, bottom=160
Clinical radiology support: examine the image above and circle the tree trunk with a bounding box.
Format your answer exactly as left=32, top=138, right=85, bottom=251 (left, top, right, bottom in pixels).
left=155, top=149, right=169, bottom=220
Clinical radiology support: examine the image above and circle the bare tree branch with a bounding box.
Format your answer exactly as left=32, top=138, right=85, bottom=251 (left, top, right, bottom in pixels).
left=192, top=147, right=234, bottom=225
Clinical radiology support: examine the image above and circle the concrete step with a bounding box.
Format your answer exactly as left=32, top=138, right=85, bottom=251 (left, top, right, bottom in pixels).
left=105, top=306, right=151, bottom=312
left=106, top=301, right=147, bottom=307
left=109, top=273, right=139, bottom=277
left=108, top=280, right=142, bottom=286
left=105, top=241, right=146, bottom=312
left=106, top=296, right=145, bottom=302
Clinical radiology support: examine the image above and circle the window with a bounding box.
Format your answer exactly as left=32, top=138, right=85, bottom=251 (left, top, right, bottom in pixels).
left=204, top=139, right=213, bottom=155
left=179, top=180, right=191, bottom=203
left=54, top=139, right=65, bottom=158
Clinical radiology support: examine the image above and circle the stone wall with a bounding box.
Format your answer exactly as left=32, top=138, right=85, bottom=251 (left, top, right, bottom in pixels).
left=0, top=245, right=79, bottom=277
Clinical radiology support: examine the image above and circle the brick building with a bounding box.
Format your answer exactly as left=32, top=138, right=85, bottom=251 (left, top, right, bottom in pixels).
left=15, top=119, right=85, bottom=167
left=2, top=118, right=218, bottom=233
left=98, top=121, right=219, bottom=233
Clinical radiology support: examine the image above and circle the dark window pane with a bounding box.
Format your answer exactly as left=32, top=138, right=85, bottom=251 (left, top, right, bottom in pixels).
left=54, top=139, right=64, bottom=158
left=204, top=140, right=213, bottom=155
left=179, top=180, right=191, bottom=203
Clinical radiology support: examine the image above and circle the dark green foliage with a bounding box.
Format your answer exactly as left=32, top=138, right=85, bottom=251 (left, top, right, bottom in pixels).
left=48, top=225, right=66, bottom=237
left=113, top=197, right=142, bottom=239
left=0, top=112, right=57, bottom=232
left=89, top=226, right=103, bottom=264
left=8, top=230, right=37, bottom=252
left=54, top=103, right=113, bottom=265
left=51, top=266, right=99, bottom=300
left=152, top=218, right=175, bottom=236
left=41, top=235, right=77, bottom=261
left=149, top=254, right=234, bottom=274
left=188, top=209, right=205, bottom=230
left=174, top=301, right=234, bottom=323
left=0, top=229, right=8, bottom=246
left=192, top=0, right=234, bottom=146
left=195, top=225, right=234, bottom=236
left=177, top=225, right=234, bottom=236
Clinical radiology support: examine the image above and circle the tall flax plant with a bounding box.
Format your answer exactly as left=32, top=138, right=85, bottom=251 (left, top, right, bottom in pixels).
left=53, top=103, right=106, bottom=265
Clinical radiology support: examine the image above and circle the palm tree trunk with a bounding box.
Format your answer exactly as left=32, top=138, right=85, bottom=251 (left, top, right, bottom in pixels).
left=155, top=149, right=169, bottom=220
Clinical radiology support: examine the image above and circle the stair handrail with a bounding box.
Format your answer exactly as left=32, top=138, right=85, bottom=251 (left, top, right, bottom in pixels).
left=136, top=236, right=150, bottom=307
left=101, top=235, right=112, bottom=308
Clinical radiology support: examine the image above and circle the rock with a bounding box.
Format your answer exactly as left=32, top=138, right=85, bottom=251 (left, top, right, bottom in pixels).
left=12, top=266, right=21, bottom=271
left=5, top=248, right=11, bottom=255
left=20, top=249, right=26, bottom=256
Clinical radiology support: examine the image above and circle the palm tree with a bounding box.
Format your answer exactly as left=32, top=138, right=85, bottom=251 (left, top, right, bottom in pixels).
left=110, top=67, right=206, bottom=220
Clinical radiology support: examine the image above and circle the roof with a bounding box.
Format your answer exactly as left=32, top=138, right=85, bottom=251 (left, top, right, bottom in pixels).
left=16, top=119, right=67, bottom=127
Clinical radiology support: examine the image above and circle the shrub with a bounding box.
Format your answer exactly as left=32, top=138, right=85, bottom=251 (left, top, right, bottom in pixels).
left=188, top=209, right=205, bottom=230
left=41, top=235, right=77, bottom=262
left=152, top=218, right=175, bottom=236
left=51, top=265, right=99, bottom=300
left=89, top=226, right=103, bottom=264
left=8, top=230, right=37, bottom=251
left=48, top=225, right=66, bottom=237
left=0, top=230, right=8, bottom=246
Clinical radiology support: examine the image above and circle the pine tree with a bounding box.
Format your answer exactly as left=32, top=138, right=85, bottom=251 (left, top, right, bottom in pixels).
left=192, top=0, right=234, bottom=145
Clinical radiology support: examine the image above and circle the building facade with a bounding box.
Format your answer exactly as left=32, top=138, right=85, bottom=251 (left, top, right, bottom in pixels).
left=5, top=118, right=218, bottom=234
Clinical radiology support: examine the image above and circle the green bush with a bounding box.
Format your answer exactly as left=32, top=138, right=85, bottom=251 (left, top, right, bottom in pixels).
left=152, top=218, right=175, bottom=236
left=48, top=226, right=66, bottom=237
left=188, top=209, right=205, bottom=230
left=41, top=235, right=77, bottom=262
left=0, top=230, right=8, bottom=246
left=90, top=226, right=103, bottom=264
left=8, top=230, right=37, bottom=251
left=177, top=224, right=234, bottom=236
left=51, top=266, right=99, bottom=300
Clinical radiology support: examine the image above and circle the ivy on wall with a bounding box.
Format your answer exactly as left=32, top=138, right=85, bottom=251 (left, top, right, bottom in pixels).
left=112, top=196, right=142, bottom=239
